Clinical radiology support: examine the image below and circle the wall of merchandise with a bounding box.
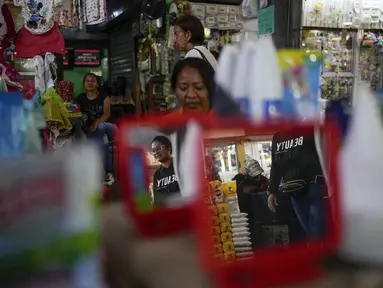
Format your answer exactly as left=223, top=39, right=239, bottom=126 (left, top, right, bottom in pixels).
left=303, top=0, right=383, bottom=29
left=190, top=2, right=242, bottom=30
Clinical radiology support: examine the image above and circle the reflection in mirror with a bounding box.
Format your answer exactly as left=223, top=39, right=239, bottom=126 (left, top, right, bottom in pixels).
left=202, top=127, right=332, bottom=262
left=126, top=127, right=185, bottom=210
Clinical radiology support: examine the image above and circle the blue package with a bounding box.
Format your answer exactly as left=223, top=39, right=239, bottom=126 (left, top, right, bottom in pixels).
left=0, top=92, right=28, bottom=157
left=277, top=51, right=322, bottom=120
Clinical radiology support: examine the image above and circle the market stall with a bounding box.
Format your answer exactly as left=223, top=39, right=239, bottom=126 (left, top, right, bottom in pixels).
left=201, top=129, right=300, bottom=255
left=302, top=0, right=383, bottom=104
left=134, top=0, right=244, bottom=114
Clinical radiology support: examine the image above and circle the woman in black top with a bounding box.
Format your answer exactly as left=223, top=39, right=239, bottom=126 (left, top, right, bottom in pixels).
left=151, top=136, right=180, bottom=204
left=76, top=73, right=115, bottom=186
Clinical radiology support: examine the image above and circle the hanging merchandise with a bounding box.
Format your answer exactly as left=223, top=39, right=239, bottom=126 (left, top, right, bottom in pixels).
left=25, top=90, right=46, bottom=155
left=0, top=63, right=23, bottom=91
left=58, top=0, right=79, bottom=28
left=57, top=80, right=74, bottom=102
left=82, top=0, right=106, bottom=25
left=0, top=0, right=16, bottom=50
left=0, top=92, right=41, bottom=157
left=41, top=86, right=72, bottom=131
left=13, top=0, right=64, bottom=58
left=33, top=55, right=45, bottom=94
left=44, top=52, right=57, bottom=89
left=14, top=23, right=65, bottom=58
left=14, top=0, right=55, bottom=34
left=0, top=52, right=19, bottom=81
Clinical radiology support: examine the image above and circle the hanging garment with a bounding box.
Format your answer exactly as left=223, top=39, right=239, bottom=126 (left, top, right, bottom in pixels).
left=57, top=80, right=74, bottom=102
left=41, top=86, right=72, bottom=131
left=44, top=52, right=56, bottom=89
left=82, top=0, right=106, bottom=25
left=58, top=0, right=79, bottom=28
left=0, top=2, right=16, bottom=50
left=13, top=0, right=55, bottom=35
left=0, top=51, right=19, bottom=80
left=33, top=55, right=45, bottom=94
left=0, top=75, right=7, bottom=92
left=25, top=90, right=45, bottom=155
left=14, top=23, right=65, bottom=58
left=0, top=63, right=23, bottom=91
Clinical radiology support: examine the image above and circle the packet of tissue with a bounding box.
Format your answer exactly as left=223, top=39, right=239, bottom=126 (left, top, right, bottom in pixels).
left=277, top=50, right=323, bottom=121
left=0, top=145, right=103, bottom=287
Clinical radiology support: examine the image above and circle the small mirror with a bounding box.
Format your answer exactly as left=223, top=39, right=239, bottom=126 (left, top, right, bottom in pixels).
left=200, top=125, right=336, bottom=263
left=123, top=124, right=196, bottom=210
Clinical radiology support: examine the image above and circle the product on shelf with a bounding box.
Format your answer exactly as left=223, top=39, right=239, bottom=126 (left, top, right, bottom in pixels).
left=208, top=180, right=253, bottom=262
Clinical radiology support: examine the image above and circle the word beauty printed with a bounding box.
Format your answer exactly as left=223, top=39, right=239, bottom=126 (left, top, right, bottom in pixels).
left=276, top=136, right=304, bottom=152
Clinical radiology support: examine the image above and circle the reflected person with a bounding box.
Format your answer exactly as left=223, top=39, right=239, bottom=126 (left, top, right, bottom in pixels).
left=267, top=129, right=327, bottom=239
left=151, top=136, right=180, bottom=205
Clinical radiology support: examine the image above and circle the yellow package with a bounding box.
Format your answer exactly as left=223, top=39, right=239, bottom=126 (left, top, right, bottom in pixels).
left=219, top=213, right=230, bottom=223
left=211, top=226, right=221, bottom=235
left=224, top=251, right=236, bottom=262
left=213, top=244, right=223, bottom=254
left=208, top=205, right=218, bottom=216
left=220, top=222, right=231, bottom=233
left=209, top=180, right=222, bottom=192
left=221, top=232, right=233, bottom=242
left=221, top=181, right=237, bottom=198
left=210, top=216, right=220, bottom=226
left=222, top=241, right=235, bottom=252
left=215, top=203, right=229, bottom=214
left=213, top=253, right=225, bottom=262
left=212, top=235, right=221, bottom=245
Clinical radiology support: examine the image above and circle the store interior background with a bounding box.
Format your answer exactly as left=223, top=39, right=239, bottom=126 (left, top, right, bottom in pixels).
left=3, top=0, right=383, bottom=248
left=5, top=0, right=383, bottom=188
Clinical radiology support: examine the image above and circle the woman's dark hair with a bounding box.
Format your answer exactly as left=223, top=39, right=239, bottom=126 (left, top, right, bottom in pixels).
left=171, top=58, right=215, bottom=109
left=83, top=73, right=101, bottom=87
left=152, top=135, right=172, bottom=152
left=174, top=15, right=205, bottom=45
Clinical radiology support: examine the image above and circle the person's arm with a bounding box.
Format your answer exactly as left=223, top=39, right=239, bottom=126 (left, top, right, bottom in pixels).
left=267, top=134, right=282, bottom=195
left=152, top=170, right=158, bottom=202
left=94, top=96, right=111, bottom=124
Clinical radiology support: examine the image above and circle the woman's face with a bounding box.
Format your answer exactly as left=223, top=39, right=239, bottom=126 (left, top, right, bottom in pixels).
left=84, top=75, right=98, bottom=91
left=151, top=141, right=170, bottom=163
left=175, top=66, right=210, bottom=114
left=174, top=26, right=191, bottom=51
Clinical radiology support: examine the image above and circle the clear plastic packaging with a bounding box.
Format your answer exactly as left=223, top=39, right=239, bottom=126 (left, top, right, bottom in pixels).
left=0, top=145, right=103, bottom=286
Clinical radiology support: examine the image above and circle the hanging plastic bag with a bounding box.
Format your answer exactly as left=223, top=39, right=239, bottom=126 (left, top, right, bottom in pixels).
left=24, top=91, right=46, bottom=155
left=41, top=86, right=72, bottom=131
left=0, top=92, right=28, bottom=157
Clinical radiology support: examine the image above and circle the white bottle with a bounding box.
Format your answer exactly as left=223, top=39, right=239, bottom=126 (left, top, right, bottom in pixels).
left=215, top=45, right=240, bottom=95
left=339, top=84, right=383, bottom=264
left=248, top=37, right=283, bottom=123
left=231, top=41, right=258, bottom=116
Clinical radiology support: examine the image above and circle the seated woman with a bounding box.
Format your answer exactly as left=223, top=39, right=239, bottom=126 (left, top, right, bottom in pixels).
left=77, top=73, right=115, bottom=186
left=151, top=135, right=180, bottom=205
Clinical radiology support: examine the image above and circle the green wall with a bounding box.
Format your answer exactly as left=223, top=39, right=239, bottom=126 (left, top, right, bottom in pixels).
left=63, top=50, right=109, bottom=97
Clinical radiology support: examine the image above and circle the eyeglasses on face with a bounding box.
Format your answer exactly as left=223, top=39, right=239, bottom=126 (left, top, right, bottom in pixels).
left=150, top=145, right=167, bottom=155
